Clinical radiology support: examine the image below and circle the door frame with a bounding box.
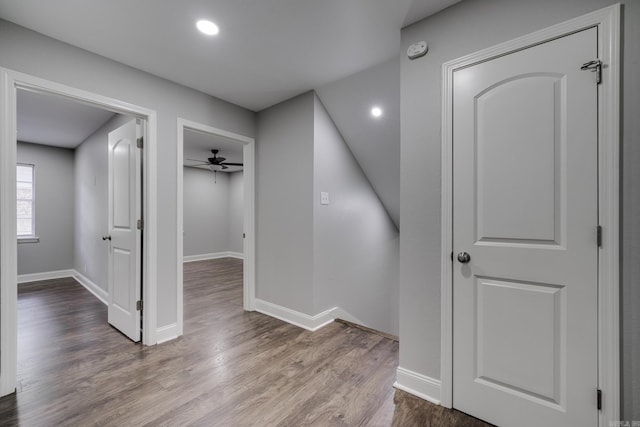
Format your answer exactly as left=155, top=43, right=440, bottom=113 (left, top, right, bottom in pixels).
left=176, top=118, right=256, bottom=337
left=0, top=68, right=159, bottom=396
left=439, top=4, right=620, bottom=425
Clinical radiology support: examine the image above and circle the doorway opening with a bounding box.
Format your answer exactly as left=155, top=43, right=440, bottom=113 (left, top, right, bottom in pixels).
left=0, top=69, right=158, bottom=396
left=176, top=119, right=255, bottom=339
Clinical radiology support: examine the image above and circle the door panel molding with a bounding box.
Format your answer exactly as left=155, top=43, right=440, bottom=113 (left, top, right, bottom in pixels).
left=440, top=4, right=620, bottom=425
left=0, top=69, right=158, bottom=395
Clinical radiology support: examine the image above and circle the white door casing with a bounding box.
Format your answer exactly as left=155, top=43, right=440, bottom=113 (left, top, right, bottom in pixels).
left=1, top=69, right=159, bottom=396
left=176, top=118, right=256, bottom=339
left=108, top=119, right=142, bottom=342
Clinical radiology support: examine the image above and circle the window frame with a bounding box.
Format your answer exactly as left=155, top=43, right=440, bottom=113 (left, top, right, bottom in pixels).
left=16, top=163, right=36, bottom=240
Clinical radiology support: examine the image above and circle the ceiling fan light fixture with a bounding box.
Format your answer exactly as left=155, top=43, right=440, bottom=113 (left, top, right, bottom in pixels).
left=209, top=164, right=224, bottom=172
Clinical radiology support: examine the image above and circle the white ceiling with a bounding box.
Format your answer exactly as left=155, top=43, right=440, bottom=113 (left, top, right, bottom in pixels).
left=2, top=0, right=461, bottom=226
left=17, top=89, right=243, bottom=173
left=17, top=89, right=116, bottom=148
left=0, top=0, right=458, bottom=112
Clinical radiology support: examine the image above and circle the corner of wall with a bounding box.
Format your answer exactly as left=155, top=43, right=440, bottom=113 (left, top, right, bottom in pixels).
left=311, top=93, right=399, bottom=336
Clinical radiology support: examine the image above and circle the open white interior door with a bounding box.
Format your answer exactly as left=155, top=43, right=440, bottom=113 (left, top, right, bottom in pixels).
left=107, top=119, right=142, bottom=342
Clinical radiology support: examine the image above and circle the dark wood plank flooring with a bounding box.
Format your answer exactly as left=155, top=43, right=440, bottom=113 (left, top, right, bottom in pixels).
left=0, top=258, right=492, bottom=426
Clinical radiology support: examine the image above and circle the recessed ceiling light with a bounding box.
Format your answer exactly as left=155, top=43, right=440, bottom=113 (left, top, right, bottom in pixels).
left=196, top=20, right=219, bottom=36
left=371, top=106, right=383, bottom=118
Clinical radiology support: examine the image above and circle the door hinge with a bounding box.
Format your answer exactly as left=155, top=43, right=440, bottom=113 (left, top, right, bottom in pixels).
left=597, top=388, right=602, bottom=411
left=451, top=251, right=453, bottom=261
left=137, top=219, right=144, bottom=230
left=243, top=233, right=246, bottom=238
left=581, top=59, right=602, bottom=84
left=136, top=300, right=143, bottom=311
left=136, top=136, right=143, bottom=149
left=597, top=225, right=603, bottom=247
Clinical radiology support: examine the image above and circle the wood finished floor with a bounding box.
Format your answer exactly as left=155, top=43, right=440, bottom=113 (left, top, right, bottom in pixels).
left=0, top=258, right=492, bottom=426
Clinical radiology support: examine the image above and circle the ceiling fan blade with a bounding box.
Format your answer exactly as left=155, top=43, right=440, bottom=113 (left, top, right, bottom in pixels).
left=221, top=165, right=228, bottom=170
left=221, top=162, right=243, bottom=166
left=186, top=158, right=209, bottom=164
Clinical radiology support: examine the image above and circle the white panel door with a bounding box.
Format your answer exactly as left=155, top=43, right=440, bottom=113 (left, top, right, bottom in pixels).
left=453, top=28, right=599, bottom=426
left=107, top=119, right=142, bottom=342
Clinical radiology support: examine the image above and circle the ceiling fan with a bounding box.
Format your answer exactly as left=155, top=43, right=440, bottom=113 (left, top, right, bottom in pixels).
left=188, top=149, right=243, bottom=171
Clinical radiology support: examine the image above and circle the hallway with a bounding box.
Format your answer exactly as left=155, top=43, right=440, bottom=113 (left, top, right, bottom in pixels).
left=0, top=258, right=489, bottom=426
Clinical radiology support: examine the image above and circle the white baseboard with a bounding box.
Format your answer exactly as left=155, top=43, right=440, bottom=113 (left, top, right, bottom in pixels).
left=394, top=367, right=441, bottom=405
left=17, top=269, right=108, bottom=306
left=331, top=307, right=367, bottom=327
left=183, top=251, right=244, bottom=263
left=17, top=269, right=75, bottom=284
left=72, top=270, right=108, bottom=306
left=226, top=251, right=244, bottom=259
left=156, top=323, right=178, bottom=344
left=253, top=299, right=371, bottom=332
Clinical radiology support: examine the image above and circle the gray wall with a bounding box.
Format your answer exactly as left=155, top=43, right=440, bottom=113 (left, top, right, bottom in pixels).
left=0, top=19, right=256, bottom=328
left=183, top=167, right=230, bottom=257
left=399, top=0, right=639, bottom=418
left=256, top=92, right=315, bottom=314
left=316, top=56, right=401, bottom=228
left=74, top=114, right=130, bottom=291
left=228, top=171, right=244, bottom=254
left=256, top=92, right=399, bottom=334
left=16, top=142, right=74, bottom=275
left=313, top=95, right=399, bottom=335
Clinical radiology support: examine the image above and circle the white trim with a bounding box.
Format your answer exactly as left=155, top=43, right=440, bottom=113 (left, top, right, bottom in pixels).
left=439, top=5, right=620, bottom=425
left=596, top=5, right=620, bottom=424
left=0, top=68, right=159, bottom=396
left=183, top=251, right=244, bottom=263
left=0, top=69, right=18, bottom=396
left=254, top=299, right=338, bottom=331
left=156, top=323, right=179, bottom=344
left=17, top=269, right=74, bottom=284
left=394, top=367, right=442, bottom=405
left=227, top=251, right=244, bottom=260
left=72, top=270, right=109, bottom=306
left=242, top=140, right=256, bottom=311
left=142, top=114, right=158, bottom=347
left=177, top=118, right=256, bottom=339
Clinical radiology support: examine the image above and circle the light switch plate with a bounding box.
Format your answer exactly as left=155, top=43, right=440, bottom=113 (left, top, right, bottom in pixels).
left=320, top=192, right=330, bottom=205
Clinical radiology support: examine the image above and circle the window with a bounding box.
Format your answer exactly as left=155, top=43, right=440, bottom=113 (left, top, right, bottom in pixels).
left=17, top=164, right=35, bottom=237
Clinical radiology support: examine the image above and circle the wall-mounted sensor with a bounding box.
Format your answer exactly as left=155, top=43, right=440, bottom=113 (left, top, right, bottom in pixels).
left=407, top=41, right=428, bottom=60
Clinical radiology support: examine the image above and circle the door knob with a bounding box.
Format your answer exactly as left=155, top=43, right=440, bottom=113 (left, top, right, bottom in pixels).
left=102, top=235, right=111, bottom=241
left=457, top=252, right=471, bottom=263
